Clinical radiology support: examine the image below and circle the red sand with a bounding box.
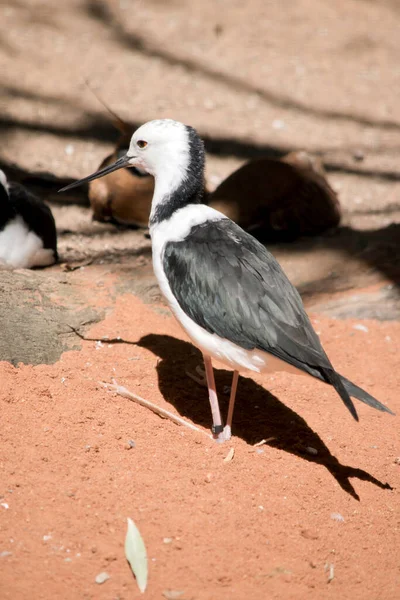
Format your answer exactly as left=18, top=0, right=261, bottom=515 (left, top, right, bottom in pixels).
left=1, top=293, right=399, bottom=599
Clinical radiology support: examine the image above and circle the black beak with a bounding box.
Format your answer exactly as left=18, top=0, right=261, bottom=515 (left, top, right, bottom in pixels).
left=58, top=154, right=133, bottom=192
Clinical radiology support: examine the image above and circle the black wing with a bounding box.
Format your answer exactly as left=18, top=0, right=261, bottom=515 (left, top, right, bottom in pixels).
left=163, top=218, right=360, bottom=419
left=9, top=183, right=58, bottom=257
left=164, top=219, right=332, bottom=369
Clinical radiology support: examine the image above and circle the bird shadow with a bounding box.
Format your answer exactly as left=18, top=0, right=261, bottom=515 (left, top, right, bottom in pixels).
left=137, top=333, right=393, bottom=501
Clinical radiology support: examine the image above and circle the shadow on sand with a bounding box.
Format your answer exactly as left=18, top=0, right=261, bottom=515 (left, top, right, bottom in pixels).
left=135, top=333, right=393, bottom=501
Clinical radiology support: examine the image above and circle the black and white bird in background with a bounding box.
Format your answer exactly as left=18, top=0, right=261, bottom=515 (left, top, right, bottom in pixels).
left=0, top=169, right=58, bottom=269
left=61, top=120, right=394, bottom=441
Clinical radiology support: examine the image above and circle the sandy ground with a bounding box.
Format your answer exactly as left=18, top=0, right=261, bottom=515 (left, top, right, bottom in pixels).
left=1, top=294, right=399, bottom=600
left=1, top=1, right=400, bottom=599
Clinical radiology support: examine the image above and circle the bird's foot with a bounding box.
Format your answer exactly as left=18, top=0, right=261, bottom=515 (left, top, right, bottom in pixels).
left=211, top=424, right=232, bottom=443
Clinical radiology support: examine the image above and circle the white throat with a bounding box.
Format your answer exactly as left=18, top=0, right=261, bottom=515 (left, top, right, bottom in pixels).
left=149, top=163, right=188, bottom=224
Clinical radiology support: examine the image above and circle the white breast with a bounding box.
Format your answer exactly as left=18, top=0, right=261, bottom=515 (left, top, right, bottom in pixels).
left=150, top=205, right=302, bottom=376
left=0, top=216, right=55, bottom=269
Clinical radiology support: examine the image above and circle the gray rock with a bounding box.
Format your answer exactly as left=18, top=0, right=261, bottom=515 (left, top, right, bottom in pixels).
left=0, top=269, right=103, bottom=366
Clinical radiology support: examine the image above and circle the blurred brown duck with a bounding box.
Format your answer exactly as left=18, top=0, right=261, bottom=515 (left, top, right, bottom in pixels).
left=88, top=99, right=340, bottom=237
left=88, top=110, right=154, bottom=227
left=209, top=151, right=341, bottom=240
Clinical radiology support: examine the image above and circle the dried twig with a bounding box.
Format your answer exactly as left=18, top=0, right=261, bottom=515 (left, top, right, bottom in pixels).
left=223, top=448, right=235, bottom=462
left=103, top=379, right=209, bottom=436
left=253, top=437, right=276, bottom=447
left=60, top=258, right=94, bottom=271
left=325, top=563, right=335, bottom=583
left=185, top=364, right=207, bottom=387
left=67, top=325, right=137, bottom=345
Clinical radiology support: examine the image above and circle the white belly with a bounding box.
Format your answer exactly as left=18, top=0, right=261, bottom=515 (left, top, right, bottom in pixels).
left=150, top=205, right=302, bottom=376
left=0, top=216, right=55, bottom=269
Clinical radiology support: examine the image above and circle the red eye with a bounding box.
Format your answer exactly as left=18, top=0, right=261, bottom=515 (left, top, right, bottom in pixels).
left=137, top=140, right=147, bottom=149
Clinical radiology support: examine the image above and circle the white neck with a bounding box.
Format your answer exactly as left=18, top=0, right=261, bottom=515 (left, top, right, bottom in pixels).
left=149, top=159, right=188, bottom=226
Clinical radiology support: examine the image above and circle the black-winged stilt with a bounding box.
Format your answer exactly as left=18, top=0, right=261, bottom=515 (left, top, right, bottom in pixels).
left=60, top=119, right=393, bottom=441
left=0, top=169, right=58, bottom=269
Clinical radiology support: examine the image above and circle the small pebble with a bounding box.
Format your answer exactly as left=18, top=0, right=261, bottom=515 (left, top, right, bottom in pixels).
left=0, top=551, right=12, bottom=558
left=95, top=572, right=110, bottom=584
left=394, top=457, right=400, bottom=465
left=353, top=324, right=369, bottom=333
left=1, top=503, right=9, bottom=510
left=330, top=512, right=344, bottom=522
left=352, top=149, right=365, bottom=162
left=163, top=537, right=173, bottom=544
left=64, top=144, right=75, bottom=156
left=272, top=118, right=285, bottom=130
left=204, top=98, right=215, bottom=110
left=306, top=446, right=318, bottom=456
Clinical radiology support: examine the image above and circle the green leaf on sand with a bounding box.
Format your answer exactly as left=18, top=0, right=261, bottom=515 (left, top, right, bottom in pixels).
left=125, top=517, right=148, bottom=593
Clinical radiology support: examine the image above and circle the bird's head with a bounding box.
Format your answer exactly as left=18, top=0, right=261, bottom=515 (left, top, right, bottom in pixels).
left=127, top=119, right=192, bottom=177
left=59, top=119, right=204, bottom=194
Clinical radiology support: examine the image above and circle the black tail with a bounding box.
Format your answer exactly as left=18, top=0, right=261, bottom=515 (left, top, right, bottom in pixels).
left=275, top=355, right=394, bottom=419
left=339, top=374, right=395, bottom=415
left=322, top=368, right=359, bottom=421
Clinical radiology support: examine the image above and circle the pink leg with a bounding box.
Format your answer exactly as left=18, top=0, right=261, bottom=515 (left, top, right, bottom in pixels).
left=202, top=354, right=227, bottom=442
left=224, top=370, right=239, bottom=440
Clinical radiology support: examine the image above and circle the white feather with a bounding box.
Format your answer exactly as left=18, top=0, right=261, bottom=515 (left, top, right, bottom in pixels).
left=0, top=216, right=55, bottom=269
